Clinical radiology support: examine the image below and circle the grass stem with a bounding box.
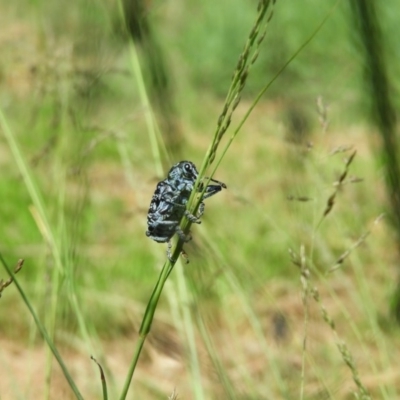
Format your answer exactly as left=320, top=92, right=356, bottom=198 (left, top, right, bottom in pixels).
left=0, top=253, right=84, bottom=400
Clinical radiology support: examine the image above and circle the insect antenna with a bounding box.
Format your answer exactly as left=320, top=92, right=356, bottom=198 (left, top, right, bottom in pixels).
left=204, top=176, right=227, bottom=188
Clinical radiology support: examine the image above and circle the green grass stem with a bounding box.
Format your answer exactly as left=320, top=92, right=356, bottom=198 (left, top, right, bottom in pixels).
left=211, top=0, right=342, bottom=183
left=128, top=42, right=165, bottom=176
left=0, top=253, right=84, bottom=400
left=91, top=356, right=108, bottom=400
left=119, top=257, right=174, bottom=400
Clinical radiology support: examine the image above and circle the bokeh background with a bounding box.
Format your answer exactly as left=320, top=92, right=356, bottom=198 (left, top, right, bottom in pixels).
left=1, top=0, right=400, bottom=399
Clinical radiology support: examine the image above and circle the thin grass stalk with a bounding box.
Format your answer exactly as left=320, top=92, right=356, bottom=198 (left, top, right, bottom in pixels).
left=196, top=0, right=276, bottom=181
left=304, top=151, right=391, bottom=396
left=200, top=194, right=337, bottom=396
left=116, top=136, right=137, bottom=188
left=298, top=246, right=309, bottom=400
left=182, top=0, right=341, bottom=243
left=326, top=215, right=393, bottom=399
left=44, top=250, right=61, bottom=400
left=127, top=42, right=167, bottom=176
left=206, top=0, right=276, bottom=166
left=195, top=310, right=237, bottom=399
left=0, top=110, right=64, bottom=276
left=0, top=258, right=23, bottom=297
left=311, top=287, right=372, bottom=400
left=60, top=188, right=101, bottom=360
left=120, top=233, right=196, bottom=400
left=67, top=136, right=118, bottom=389
left=292, top=248, right=372, bottom=399
left=211, top=0, right=342, bottom=183
left=117, top=0, right=169, bottom=176
left=91, top=356, right=108, bottom=400
left=45, top=160, right=68, bottom=400
left=222, top=264, right=289, bottom=397
left=1, top=106, right=98, bottom=396
left=0, top=253, right=84, bottom=400
left=344, top=252, right=393, bottom=399
left=175, top=262, right=205, bottom=400
left=119, top=257, right=173, bottom=400
left=294, top=176, right=390, bottom=398
left=197, top=231, right=287, bottom=398
left=56, top=167, right=93, bottom=353
left=310, top=258, right=390, bottom=399
left=167, top=0, right=276, bottom=267
left=0, top=108, right=67, bottom=399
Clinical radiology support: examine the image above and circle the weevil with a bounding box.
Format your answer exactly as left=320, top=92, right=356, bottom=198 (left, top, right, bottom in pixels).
left=146, top=161, right=226, bottom=261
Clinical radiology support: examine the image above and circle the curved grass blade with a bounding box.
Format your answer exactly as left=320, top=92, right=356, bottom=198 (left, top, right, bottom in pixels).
left=0, top=253, right=84, bottom=400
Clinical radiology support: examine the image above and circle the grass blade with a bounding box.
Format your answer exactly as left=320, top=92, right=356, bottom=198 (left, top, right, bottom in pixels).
left=0, top=253, right=84, bottom=400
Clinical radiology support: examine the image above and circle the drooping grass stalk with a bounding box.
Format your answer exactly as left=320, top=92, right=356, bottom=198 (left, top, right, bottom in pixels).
left=291, top=247, right=372, bottom=399
left=326, top=214, right=393, bottom=399
left=205, top=0, right=276, bottom=164
left=318, top=150, right=357, bottom=227
left=311, top=286, right=372, bottom=400
left=328, top=214, right=384, bottom=273
left=198, top=0, right=276, bottom=175
left=0, top=253, right=84, bottom=400
left=297, top=246, right=310, bottom=400
left=182, top=0, right=341, bottom=240
left=0, top=258, right=23, bottom=297
left=208, top=0, right=342, bottom=184
left=0, top=108, right=65, bottom=398
left=1, top=106, right=100, bottom=395
left=91, top=356, right=108, bottom=400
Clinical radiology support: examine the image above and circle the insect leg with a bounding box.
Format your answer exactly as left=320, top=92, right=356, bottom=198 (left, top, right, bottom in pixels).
left=204, top=177, right=227, bottom=189
left=176, top=226, right=192, bottom=242
left=184, top=209, right=202, bottom=224
left=180, top=249, right=190, bottom=264
left=197, top=202, right=205, bottom=218
left=202, top=183, right=226, bottom=200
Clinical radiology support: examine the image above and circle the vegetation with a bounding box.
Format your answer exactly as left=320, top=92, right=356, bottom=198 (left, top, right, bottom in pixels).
left=1, top=0, right=400, bottom=399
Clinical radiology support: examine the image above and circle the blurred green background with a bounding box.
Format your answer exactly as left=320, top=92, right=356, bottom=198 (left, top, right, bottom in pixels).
left=1, top=0, right=400, bottom=399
